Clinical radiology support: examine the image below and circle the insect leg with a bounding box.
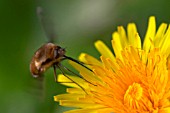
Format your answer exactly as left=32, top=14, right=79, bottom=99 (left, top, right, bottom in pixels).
left=60, top=64, right=96, bottom=86
left=57, top=64, right=88, bottom=94
left=53, top=65, right=57, bottom=82
left=53, top=64, right=73, bottom=83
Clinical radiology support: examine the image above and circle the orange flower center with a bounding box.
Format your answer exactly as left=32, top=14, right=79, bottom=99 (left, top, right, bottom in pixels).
left=124, top=82, right=143, bottom=108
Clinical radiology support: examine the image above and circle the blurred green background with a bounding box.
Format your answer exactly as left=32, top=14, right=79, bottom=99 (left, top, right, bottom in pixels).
left=0, top=0, right=170, bottom=113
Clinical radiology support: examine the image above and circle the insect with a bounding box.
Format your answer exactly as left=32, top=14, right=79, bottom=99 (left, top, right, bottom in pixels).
left=30, top=43, right=65, bottom=80
left=30, top=42, right=91, bottom=81
left=30, top=7, right=92, bottom=84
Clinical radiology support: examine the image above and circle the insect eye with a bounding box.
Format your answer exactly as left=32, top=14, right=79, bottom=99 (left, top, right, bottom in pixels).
left=58, top=48, right=65, bottom=56
left=54, top=47, right=65, bottom=58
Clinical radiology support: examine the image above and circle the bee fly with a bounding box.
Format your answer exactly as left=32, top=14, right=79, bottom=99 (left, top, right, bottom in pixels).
left=30, top=7, right=93, bottom=91
left=30, top=42, right=92, bottom=81
left=30, top=43, right=65, bottom=79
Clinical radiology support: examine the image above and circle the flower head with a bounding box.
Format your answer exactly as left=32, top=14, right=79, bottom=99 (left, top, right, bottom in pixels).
left=54, top=16, right=170, bottom=113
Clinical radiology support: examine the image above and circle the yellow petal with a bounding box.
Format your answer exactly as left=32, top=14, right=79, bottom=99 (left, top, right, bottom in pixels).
left=98, top=108, right=114, bottom=113
left=154, top=23, right=167, bottom=47
left=127, top=23, right=138, bottom=47
left=54, top=94, right=85, bottom=101
left=63, top=108, right=99, bottom=113
left=57, top=74, right=89, bottom=89
left=94, top=40, right=115, bottom=61
left=134, top=33, right=141, bottom=50
left=66, top=88, right=85, bottom=94
left=117, top=26, right=128, bottom=47
left=60, top=100, right=104, bottom=108
left=79, top=53, right=102, bottom=66
left=112, top=32, right=123, bottom=59
left=160, top=25, right=170, bottom=57
left=143, top=16, right=156, bottom=52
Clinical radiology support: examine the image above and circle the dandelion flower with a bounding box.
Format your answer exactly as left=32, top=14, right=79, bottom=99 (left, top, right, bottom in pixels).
left=54, top=16, right=170, bottom=113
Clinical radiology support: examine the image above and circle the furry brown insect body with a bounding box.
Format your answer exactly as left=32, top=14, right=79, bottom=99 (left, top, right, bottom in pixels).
left=30, top=43, right=65, bottom=78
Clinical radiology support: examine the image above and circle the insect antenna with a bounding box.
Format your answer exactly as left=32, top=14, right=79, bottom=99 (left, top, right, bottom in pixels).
left=55, top=64, right=88, bottom=94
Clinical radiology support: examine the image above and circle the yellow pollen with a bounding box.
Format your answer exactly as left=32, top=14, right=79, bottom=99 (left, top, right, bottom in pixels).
left=124, top=83, right=143, bottom=108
